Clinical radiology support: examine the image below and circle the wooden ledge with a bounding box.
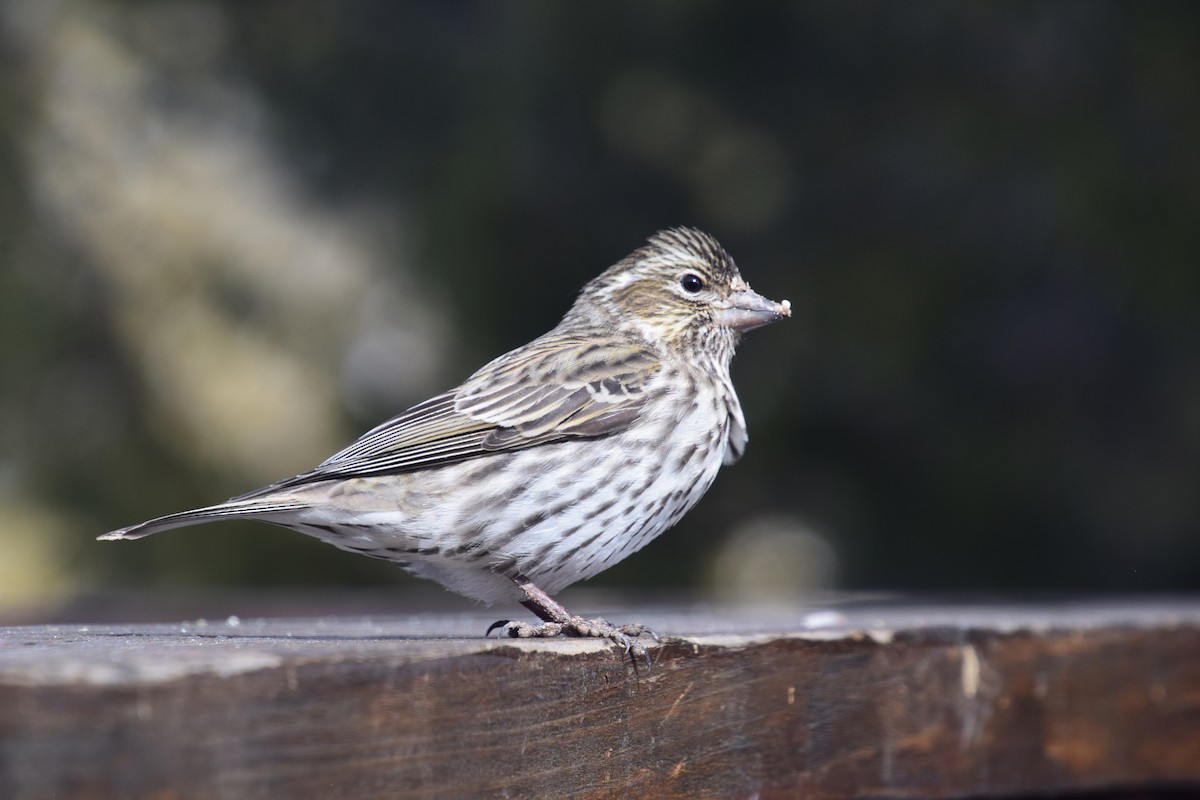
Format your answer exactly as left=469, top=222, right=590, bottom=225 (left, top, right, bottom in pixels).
left=2, top=598, right=1199, bottom=799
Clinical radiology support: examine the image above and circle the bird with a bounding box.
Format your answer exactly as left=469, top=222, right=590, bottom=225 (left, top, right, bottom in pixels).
left=101, top=227, right=791, bottom=654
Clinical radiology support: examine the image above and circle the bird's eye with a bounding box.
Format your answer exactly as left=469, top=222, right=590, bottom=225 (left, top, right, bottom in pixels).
left=680, top=273, right=705, bottom=293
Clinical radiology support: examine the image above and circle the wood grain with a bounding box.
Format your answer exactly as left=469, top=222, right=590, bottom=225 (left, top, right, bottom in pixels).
left=1, top=599, right=1198, bottom=799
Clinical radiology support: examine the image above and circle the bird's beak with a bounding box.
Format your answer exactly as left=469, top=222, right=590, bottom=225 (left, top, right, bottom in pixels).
left=718, top=288, right=792, bottom=332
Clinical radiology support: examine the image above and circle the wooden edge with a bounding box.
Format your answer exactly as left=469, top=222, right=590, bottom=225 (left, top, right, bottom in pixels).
left=1, top=601, right=1199, bottom=799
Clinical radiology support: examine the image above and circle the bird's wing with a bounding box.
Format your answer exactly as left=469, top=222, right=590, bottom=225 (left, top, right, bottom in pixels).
left=236, top=334, right=662, bottom=495
left=455, top=334, right=661, bottom=446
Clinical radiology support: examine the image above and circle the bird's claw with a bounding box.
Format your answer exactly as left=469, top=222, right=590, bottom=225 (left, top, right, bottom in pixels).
left=485, top=619, right=512, bottom=637
left=484, top=615, right=655, bottom=669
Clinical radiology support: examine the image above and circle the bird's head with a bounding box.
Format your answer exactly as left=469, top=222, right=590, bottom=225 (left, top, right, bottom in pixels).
left=572, top=228, right=791, bottom=362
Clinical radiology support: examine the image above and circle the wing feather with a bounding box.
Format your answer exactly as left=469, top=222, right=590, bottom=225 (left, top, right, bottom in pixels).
left=239, top=332, right=663, bottom=493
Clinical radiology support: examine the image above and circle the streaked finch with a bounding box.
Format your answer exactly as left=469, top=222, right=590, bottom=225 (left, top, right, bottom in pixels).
left=102, top=228, right=791, bottom=653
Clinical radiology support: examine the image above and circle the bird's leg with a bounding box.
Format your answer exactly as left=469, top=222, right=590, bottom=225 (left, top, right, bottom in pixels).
left=486, top=575, right=657, bottom=665
left=517, top=578, right=574, bottom=624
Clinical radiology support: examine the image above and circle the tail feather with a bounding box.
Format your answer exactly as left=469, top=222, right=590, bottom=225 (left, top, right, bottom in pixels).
left=99, top=500, right=308, bottom=541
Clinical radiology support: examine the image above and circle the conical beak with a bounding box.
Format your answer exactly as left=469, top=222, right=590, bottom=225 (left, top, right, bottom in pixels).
left=718, top=289, right=792, bottom=332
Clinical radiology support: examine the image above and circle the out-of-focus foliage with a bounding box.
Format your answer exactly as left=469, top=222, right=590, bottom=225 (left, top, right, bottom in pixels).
left=1, top=1, right=1197, bottom=610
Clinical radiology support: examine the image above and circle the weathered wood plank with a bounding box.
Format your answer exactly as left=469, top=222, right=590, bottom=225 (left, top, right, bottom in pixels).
left=1, top=599, right=1198, bottom=799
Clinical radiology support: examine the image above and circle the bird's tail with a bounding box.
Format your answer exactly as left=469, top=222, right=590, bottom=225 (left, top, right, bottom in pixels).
left=99, top=499, right=308, bottom=541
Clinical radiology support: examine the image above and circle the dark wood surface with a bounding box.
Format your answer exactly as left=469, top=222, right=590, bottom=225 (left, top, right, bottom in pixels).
left=1, top=597, right=1199, bottom=799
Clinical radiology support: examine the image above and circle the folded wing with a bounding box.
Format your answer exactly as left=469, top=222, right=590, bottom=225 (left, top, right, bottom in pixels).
left=234, top=333, right=662, bottom=498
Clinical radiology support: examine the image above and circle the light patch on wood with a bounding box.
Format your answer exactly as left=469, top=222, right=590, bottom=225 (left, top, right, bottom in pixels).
left=1, top=651, right=284, bottom=687
left=664, top=682, right=694, bottom=721
left=961, top=644, right=981, bottom=698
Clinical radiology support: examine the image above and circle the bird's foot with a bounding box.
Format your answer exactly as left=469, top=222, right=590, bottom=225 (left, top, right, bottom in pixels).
left=486, top=615, right=657, bottom=668
left=488, top=574, right=659, bottom=668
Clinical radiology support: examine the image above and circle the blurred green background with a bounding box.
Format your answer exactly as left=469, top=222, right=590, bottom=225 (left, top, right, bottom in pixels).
left=1, top=2, right=1197, bottom=620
